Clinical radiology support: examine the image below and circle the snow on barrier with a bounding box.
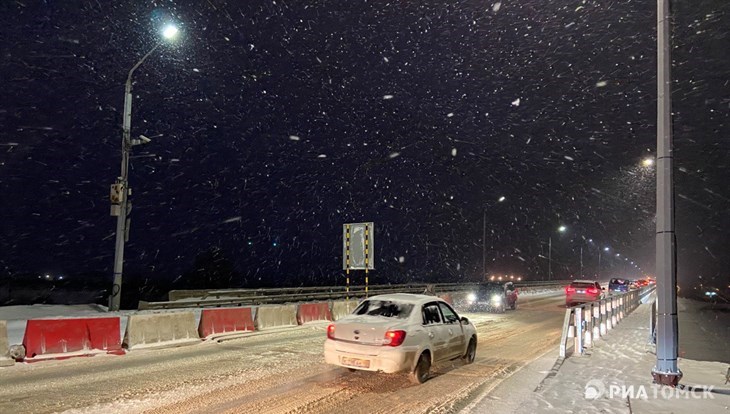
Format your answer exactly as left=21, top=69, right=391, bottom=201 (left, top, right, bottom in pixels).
left=22, top=317, right=124, bottom=361
left=0, top=320, right=13, bottom=367
left=331, top=300, right=356, bottom=321
left=296, top=303, right=332, bottom=325
left=254, top=304, right=297, bottom=330
left=198, top=307, right=255, bottom=339
left=123, top=312, right=200, bottom=350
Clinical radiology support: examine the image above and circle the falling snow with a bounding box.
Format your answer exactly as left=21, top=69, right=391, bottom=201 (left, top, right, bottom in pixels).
left=0, top=0, right=726, bottom=300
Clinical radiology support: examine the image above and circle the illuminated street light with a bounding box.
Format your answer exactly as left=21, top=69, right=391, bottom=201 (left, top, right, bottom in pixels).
left=162, top=24, right=179, bottom=40
left=109, top=23, right=181, bottom=312
left=604, top=247, right=610, bottom=252
left=642, top=158, right=655, bottom=168
left=558, top=225, right=567, bottom=233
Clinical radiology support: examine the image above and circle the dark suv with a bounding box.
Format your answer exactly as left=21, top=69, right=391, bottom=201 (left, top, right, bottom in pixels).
left=608, top=278, right=630, bottom=294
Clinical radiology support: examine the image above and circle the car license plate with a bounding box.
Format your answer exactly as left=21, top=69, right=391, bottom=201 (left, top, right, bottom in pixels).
left=341, top=357, right=370, bottom=368
left=577, top=290, right=585, bottom=293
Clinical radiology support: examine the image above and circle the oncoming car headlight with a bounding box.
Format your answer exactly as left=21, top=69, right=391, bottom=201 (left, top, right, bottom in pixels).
left=491, top=294, right=502, bottom=304
left=467, top=293, right=477, bottom=302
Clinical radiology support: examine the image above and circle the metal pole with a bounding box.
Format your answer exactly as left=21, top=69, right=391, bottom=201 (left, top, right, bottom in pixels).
left=652, top=0, right=681, bottom=386
left=482, top=209, right=486, bottom=278
left=580, top=246, right=583, bottom=278
left=110, top=44, right=160, bottom=312
left=548, top=236, right=552, bottom=281
left=598, top=250, right=601, bottom=280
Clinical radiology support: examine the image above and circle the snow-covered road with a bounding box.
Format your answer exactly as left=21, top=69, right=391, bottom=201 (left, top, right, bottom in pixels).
left=0, top=292, right=567, bottom=414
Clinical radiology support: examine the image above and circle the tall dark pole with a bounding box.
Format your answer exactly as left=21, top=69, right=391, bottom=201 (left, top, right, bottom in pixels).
left=580, top=246, right=583, bottom=278
left=482, top=209, right=487, bottom=279
left=548, top=236, right=552, bottom=281
left=652, top=0, right=681, bottom=386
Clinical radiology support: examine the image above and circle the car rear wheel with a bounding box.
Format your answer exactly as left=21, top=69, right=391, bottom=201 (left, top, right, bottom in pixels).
left=462, top=338, right=476, bottom=364
left=510, top=301, right=517, bottom=310
left=410, top=352, right=431, bottom=384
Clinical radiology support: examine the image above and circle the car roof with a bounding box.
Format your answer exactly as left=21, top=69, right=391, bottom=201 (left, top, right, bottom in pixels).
left=365, top=293, right=443, bottom=304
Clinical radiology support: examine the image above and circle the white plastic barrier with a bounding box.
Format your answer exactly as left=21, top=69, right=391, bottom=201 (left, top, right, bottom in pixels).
left=123, top=312, right=200, bottom=350
left=559, top=286, right=655, bottom=358
left=0, top=321, right=13, bottom=367
left=254, top=304, right=298, bottom=330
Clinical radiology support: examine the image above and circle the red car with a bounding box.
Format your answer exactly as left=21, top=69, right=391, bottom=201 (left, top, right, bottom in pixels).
left=565, top=280, right=603, bottom=307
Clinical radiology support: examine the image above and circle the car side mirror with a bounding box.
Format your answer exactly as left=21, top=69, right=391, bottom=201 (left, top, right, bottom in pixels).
left=460, top=316, right=470, bottom=325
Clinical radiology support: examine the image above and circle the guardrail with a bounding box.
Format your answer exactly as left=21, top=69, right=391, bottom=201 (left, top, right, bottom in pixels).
left=559, top=286, right=656, bottom=358
left=138, top=280, right=572, bottom=310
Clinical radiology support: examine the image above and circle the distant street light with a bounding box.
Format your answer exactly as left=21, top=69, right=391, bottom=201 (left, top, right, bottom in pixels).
left=642, top=158, right=655, bottom=168
left=109, top=24, right=180, bottom=312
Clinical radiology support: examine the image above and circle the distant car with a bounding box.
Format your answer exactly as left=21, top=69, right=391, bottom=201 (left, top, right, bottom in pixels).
left=608, top=278, right=631, bottom=294
left=565, top=280, right=604, bottom=306
left=465, top=281, right=518, bottom=312
left=323, top=293, right=478, bottom=384
left=636, top=279, right=650, bottom=288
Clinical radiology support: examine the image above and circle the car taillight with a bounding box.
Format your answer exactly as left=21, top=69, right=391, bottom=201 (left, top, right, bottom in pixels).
left=587, top=287, right=599, bottom=295
left=327, top=324, right=336, bottom=340
left=566, top=286, right=576, bottom=294
left=383, top=330, right=406, bottom=347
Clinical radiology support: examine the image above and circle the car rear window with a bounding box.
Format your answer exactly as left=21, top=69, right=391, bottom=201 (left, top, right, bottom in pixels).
left=353, top=300, right=414, bottom=319
left=610, top=278, right=628, bottom=285
left=571, top=282, right=596, bottom=289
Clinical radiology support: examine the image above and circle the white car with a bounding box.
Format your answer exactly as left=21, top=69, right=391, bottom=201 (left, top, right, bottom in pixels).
left=323, top=293, right=478, bottom=384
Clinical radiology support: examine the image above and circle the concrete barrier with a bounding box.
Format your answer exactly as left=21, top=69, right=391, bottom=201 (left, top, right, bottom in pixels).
left=0, top=321, right=13, bottom=367
left=297, top=303, right=332, bottom=324
left=254, top=304, right=298, bottom=330
left=198, top=307, right=255, bottom=338
left=22, top=317, right=124, bottom=361
left=331, top=300, right=356, bottom=321
left=123, top=312, right=200, bottom=350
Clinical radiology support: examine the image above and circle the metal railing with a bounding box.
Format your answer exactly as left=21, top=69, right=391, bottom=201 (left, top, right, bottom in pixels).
left=559, top=286, right=656, bottom=358
left=138, top=280, right=571, bottom=310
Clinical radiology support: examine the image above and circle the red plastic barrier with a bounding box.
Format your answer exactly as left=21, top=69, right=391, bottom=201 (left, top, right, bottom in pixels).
left=198, top=307, right=255, bottom=338
left=22, top=317, right=124, bottom=360
left=297, top=303, right=333, bottom=325
left=439, top=294, right=453, bottom=305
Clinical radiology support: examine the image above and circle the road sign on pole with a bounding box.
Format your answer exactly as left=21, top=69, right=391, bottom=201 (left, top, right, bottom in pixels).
left=343, top=222, right=375, bottom=270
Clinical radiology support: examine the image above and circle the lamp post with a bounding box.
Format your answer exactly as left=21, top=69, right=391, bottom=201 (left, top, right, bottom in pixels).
left=109, top=24, right=179, bottom=312
left=598, top=246, right=609, bottom=279
left=482, top=196, right=506, bottom=279
left=653, top=0, right=681, bottom=386
left=548, top=225, right=567, bottom=280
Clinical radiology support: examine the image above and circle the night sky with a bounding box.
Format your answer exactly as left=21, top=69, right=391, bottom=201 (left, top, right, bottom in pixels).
left=0, top=0, right=728, bottom=290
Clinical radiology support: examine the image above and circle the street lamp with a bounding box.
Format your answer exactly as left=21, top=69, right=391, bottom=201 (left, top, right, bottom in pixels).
left=598, top=247, right=609, bottom=279
left=548, top=225, right=567, bottom=281
left=109, top=24, right=180, bottom=312
left=642, top=158, right=655, bottom=168
left=482, top=196, right=506, bottom=279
